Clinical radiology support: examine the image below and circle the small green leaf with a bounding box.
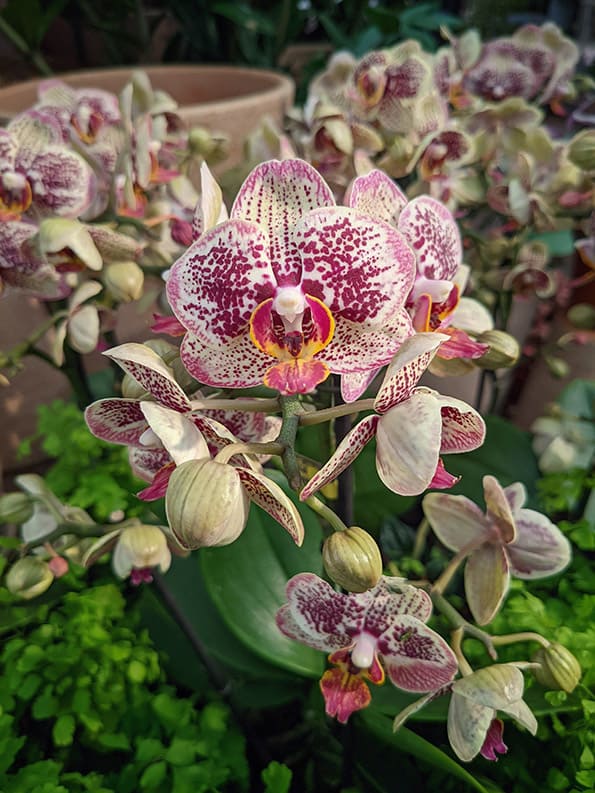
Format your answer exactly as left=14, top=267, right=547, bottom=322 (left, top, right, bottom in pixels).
left=262, top=760, right=292, bottom=793
left=165, top=737, right=196, bottom=767
left=32, top=687, right=58, bottom=719
left=140, top=760, right=168, bottom=790
left=52, top=713, right=75, bottom=746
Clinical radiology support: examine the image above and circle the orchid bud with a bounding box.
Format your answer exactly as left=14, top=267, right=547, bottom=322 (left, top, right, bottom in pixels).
left=545, top=356, right=570, bottom=379
left=532, top=643, right=581, bottom=693
left=103, top=261, right=144, bottom=303
left=567, top=129, right=595, bottom=171
left=323, top=527, right=383, bottom=593
left=5, top=557, right=54, bottom=599
left=0, top=492, right=34, bottom=525
left=112, top=524, right=171, bottom=580
left=475, top=330, right=520, bottom=369
left=567, top=303, right=595, bottom=330
left=165, top=459, right=250, bottom=549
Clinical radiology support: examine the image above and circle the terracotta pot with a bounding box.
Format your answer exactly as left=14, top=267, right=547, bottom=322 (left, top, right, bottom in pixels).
left=0, top=64, right=295, bottom=169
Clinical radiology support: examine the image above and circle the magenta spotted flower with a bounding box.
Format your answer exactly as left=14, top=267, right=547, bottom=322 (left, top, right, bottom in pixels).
left=277, top=573, right=458, bottom=723
left=166, top=158, right=416, bottom=396
left=301, top=333, right=485, bottom=499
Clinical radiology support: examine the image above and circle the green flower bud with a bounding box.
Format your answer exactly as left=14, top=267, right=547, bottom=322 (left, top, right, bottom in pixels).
left=475, top=330, right=521, bottom=369
left=567, top=303, right=595, bottom=330
left=532, top=643, right=581, bottom=693
left=567, top=129, right=595, bottom=171
left=323, top=526, right=383, bottom=593
left=545, top=356, right=570, bottom=379
left=103, top=261, right=144, bottom=303
left=165, top=459, right=249, bottom=550
left=0, top=492, right=34, bottom=525
left=5, top=557, right=53, bottom=600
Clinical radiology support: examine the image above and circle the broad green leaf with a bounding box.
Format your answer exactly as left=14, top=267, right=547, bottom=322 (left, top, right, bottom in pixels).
left=357, top=709, right=500, bottom=793
left=201, top=472, right=324, bottom=678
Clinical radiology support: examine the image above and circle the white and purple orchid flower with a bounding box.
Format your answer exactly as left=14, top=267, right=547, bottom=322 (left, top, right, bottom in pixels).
left=423, top=475, right=572, bottom=625
left=277, top=573, right=458, bottom=723
left=165, top=158, right=416, bottom=397
left=0, top=111, right=95, bottom=222
left=301, top=333, right=486, bottom=499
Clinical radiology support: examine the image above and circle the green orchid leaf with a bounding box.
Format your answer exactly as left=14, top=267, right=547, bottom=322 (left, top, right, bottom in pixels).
left=201, top=471, right=324, bottom=678
left=357, top=709, right=501, bottom=793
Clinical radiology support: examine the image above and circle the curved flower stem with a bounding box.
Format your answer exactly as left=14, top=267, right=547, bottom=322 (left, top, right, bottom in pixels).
left=277, top=394, right=304, bottom=491
left=0, top=311, right=68, bottom=372
left=304, top=495, right=349, bottom=533
left=412, top=518, right=430, bottom=560
left=214, top=441, right=284, bottom=465
left=430, top=536, right=485, bottom=596
left=189, top=397, right=280, bottom=413
left=491, top=632, right=550, bottom=649
left=299, top=398, right=375, bottom=426
left=20, top=522, right=105, bottom=556
left=451, top=627, right=473, bottom=676
left=430, top=591, right=497, bottom=660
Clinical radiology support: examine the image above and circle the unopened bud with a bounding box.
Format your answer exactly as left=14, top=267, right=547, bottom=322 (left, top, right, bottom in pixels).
left=532, top=642, right=581, bottom=693
left=48, top=556, right=69, bottom=578
left=567, top=303, right=595, bottom=330
left=0, top=492, right=34, bottom=525
left=165, top=459, right=249, bottom=549
left=567, top=129, right=595, bottom=171
left=545, top=356, right=570, bottom=379
left=323, top=526, right=383, bottom=593
left=103, top=261, right=144, bottom=303
left=475, top=330, right=520, bottom=369
left=5, top=557, right=53, bottom=599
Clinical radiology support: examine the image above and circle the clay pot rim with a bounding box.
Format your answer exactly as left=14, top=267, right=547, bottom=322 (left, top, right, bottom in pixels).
left=0, top=63, right=294, bottom=119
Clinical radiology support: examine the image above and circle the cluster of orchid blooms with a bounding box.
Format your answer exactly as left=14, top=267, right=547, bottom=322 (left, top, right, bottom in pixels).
left=0, top=71, right=225, bottom=370
left=4, top=153, right=578, bottom=765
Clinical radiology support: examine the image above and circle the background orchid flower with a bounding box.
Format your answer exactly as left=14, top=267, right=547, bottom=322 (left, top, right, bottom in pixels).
left=301, top=333, right=486, bottom=500
left=0, top=220, right=65, bottom=297
left=51, top=281, right=102, bottom=366
left=277, top=573, right=458, bottom=723
left=166, top=158, right=416, bottom=396
left=0, top=111, right=95, bottom=221
left=448, top=664, right=537, bottom=762
left=83, top=523, right=172, bottom=586
left=423, top=476, right=572, bottom=625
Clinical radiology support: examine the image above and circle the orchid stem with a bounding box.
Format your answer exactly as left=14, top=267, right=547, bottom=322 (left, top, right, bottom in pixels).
left=451, top=628, right=474, bottom=676
left=430, top=536, right=483, bottom=595
left=430, top=591, right=497, bottom=660
left=412, top=518, right=430, bottom=560
left=214, top=441, right=284, bottom=465
left=299, top=398, right=375, bottom=426
left=190, top=397, right=280, bottom=413
left=304, top=495, right=348, bottom=533
left=277, top=394, right=304, bottom=491
left=491, top=632, right=550, bottom=648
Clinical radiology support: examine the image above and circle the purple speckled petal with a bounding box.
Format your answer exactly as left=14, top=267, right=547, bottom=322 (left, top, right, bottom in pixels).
left=129, top=446, right=172, bottom=482
left=397, top=195, right=461, bottom=282
left=231, top=159, right=335, bottom=284
left=340, top=369, right=380, bottom=403
left=300, top=414, right=379, bottom=500
left=434, top=394, right=486, bottom=453
left=27, top=146, right=94, bottom=218
left=378, top=615, right=458, bottom=692
left=104, top=342, right=191, bottom=413
left=237, top=468, right=304, bottom=545
left=0, top=129, right=17, bottom=166
left=323, top=308, right=414, bottom=381
left=166, top=219, right=276, bottom=345
left=85, top=398, right=147, bottom=445
left=422, top=492, right=488, bottom=552
left=374, top=333, right=447, bottom=413
left=364, top=580, right=433, bottom=632
left=465, top=543, right=510, bottom=625
left=180, top=332, right=271, bottom=389
left=140, top=402, right=209, bottom=465
left=346, top=169, right=407, bottom=224
left=375, top=390, right=443, bottom=496
left=8, top=111, right=64, bottom=157
left=297, top=207, right=415, bottom=324
left=276, top=572, right=367, bottom=651
left=507, top=509, right=571, bottom=579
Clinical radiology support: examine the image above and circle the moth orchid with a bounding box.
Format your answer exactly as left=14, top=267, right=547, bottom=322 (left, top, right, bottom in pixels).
left=393, top=663, right=537, bottom=763
left=277, top=573, right=458, bottom=723
left=85, top=342, right=279, bottom=500
left=0, top=112, right=95, bottom=222
left=166, top=158, right=416, bottom=397
left=301, top=333, right=486, bottom=500
left=346, top=169, right=488, bottom=367
left=423, top=476, right=572, bottom=625
left=0, top=220, right=65, bottom=297
left=35, top=79, right=121, bottom=146
left=83, top=523, right=174, bottom=585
